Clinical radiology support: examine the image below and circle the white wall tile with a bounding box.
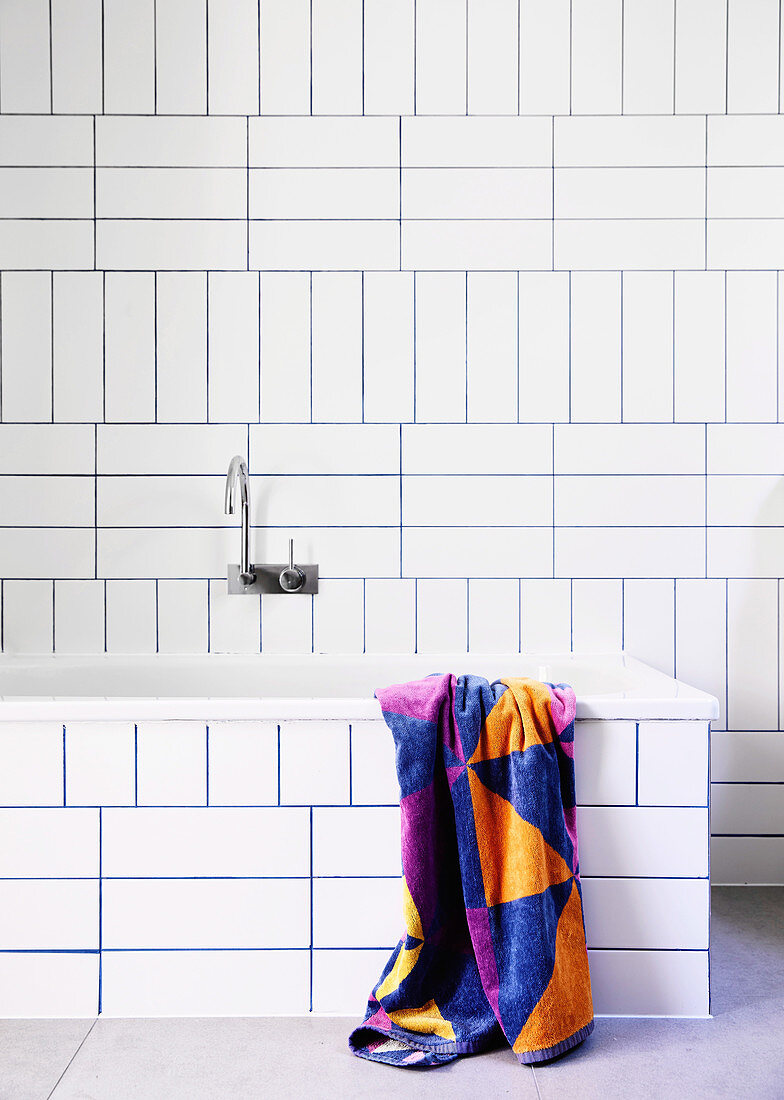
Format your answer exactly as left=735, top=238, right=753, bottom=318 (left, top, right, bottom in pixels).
left=208, top=580, right=260, bottom=655
left=98, top=167, right=244, bottom=220
left=726, top=0, right=779, bottom=113
left=0, top=723, right=63, bottom=807
left=675, top=579, right=726, bottom=730
left=0, top=272, right=52, bottom=422
left=556, top=424, right=703, bottom=474
left=279, top=721, right=350, bottom=805
left=574, top=720, right=636, bottom=805
left=54, top=581, right=105, bottom=654
left=623, top=579, right=675, bottom=676
left=414, top=272, right=466, bottom=424
left=102, top=949, right=309, bottom=1016
left=518, top=272, right=569, bottom=423
left=65, top=722, right=135, bottom=806
left=556, top=475, right=703, bottom=528
left=638, top=720, right=709, bottom=806
left=622, top=0, right=675, bottom=114
left=712, top=732, right=784, bottom=783
left=621, top=272, right=674, bottom=423
left=582, top=878, right=708, bottom=950
left=97, top=219, right=246, bottom=272
left=570, top=273, right=621, bottom=422
left=0, top=116, right=92, bottom=166
left=727, top=580, right=779, bottom=731
left=467, top=273, right=517, bottom=423
left=0, top=0, right=50, bottom=113
left=260, top=594, right=313, bottom=655
left=557, top=219, right=704, bottom=271
left=250, top=220, right=399, bottom=272
left=311, top=273, right=362, bottom=423
left=157, top=580, right=208, bottom=654
left=155, top=0, right=207, bottom=114
left=364, top=579, right=416, bottom=654
left=104, top=273, right=156, bottom=423
left=350, top=720, right=400, bottom=805
left=251, top=425, right=399, bottom=475
left=51, top=0, right=102, bottom=112
left=313, top=877, right=402, bottom=948
left=260, top=0, right=311, bottom=114
left=725, top=273, right=777, bottom=423
left=105, top=580, right=157, bottom=655
left=155, top=273, right=207, bottom=423
left=557, top=527, right=704, bottom=580
left=557, top=116, right=705, bottom=168
left=0, top=880, right=97, bottom=950
left=571, top=0, right=622, bottom=114
left=675, top=0, right=727, bottom=113
left=0, top=167, right=93, bottom=219
left=708, top=115, right=784, bottom=166
left=0, top=221, right=89, bottom=270
left=103, top=878, right=309, bottom=948
left=2, top=581, right=53, bottom=655
left=98, top=425, right=246, bottom=475
left=314, top=580, right=364, bottom=654
left=0, top=808, right=98, bottom=877
left=467, top=0, right=518, bottom=115
left=578, top=806, right=708, bottom=876
left=712, top=783, right=784, bottom=835
left=708, top=528, right=784, bottom=580
left=521, top=579, right=571, bottom=652
left=0, top=531, right=93, bottom=581
left=403, top=220, right=552, bottom=272
left=571, top=581, right=623, bottom=654
left=405, top=475, right=550, bottom=528
left=407, top=527, right=552, bottom=579
left=53, top=273, right=103, bottom=423
left=312, top=948, right=390, bottom=1015
left=103, top=0, right=155, bottom=114
left=403, top=117, right=551, bottom=168
left=519, top=0, right=570, bottom=114
left=468, top=579, right=520, bottom=654
left=674, top=272, right=725, bottom=423
left=0, top=476, right=93, bottom=528
left=709, top=167, right=784, bottom=219
left=708, top=219, right=784, bottom=270
left=312, top=0, right=363, bottom=114
left=363, top=273, right=414, bottom=423
left=207, top=723, right=278, bottom=806
left=0, top=954, right=98, bottom=1018
left=252, top=168, right=397, bottom=221
left=136, top=722, right=207, bottom=806
left=404, top=168, right=550, bottom=221
left=206, top=0, right=259, bottom=114
left=250, top=117, right=399, bottom=169
left=260, top=273, right=311, bottom=423
left=416, top=579, right=467, bottom=653
left=96, top=116, right=246, bottom=168
left=588, top=949, right=709, bottom=1016
left=711, top=837, right=784, bottom=885
left=208, top=273, right=260, bottom=424
left=0, top=426, right=93, bottom=474
left=313, top=806, right=400, bottom=875
left=708, top=476, right=784, bottom=527
left=556, top=168, right=703, bottom=221
left=405, top=424, right=552, bottom=474
left=364, top=0, right=415, bottom=115
left=415, top=0, right=467, bottom=114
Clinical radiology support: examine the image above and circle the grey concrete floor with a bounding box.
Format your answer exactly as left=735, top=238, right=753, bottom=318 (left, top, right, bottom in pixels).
left=2, top=887, right=782, bottom=1100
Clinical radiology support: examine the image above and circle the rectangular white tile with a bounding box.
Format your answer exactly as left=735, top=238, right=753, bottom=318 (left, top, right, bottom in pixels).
left=0, top=808, right=98, bottom=877
left=0, top=954, right=98, bottom=1018
left=708, top=115, right=784, bottom=166
left=279, top=721, right=350, bottom=805
left=404, top=168, right=551, bottom=220
left=155, top=272, right=207, bottom=423
left=710, top=837, right=784, bottom=885
left=708, top=475, right=784, bottom=527
left=98, top=167, right=245, bottom=219
left=556, top=475, right=703, bottom=527
left=53, top=272, right=103, bottom=423
left=157, top=580, right=208, bottom=654
left=208, top=273, right=260, bottom=423
left=0, top=476, right=93, bottom=528
left=403, top=220, right=552, bottom=272
left=468, top=579, right=520, bottom=654
left=260, top=0, right=310, bottom=114
left=250, top=220, right=399, bottom=271
left=404, top=475, right=550, bottom=527
left=208, top=580, right=261, bottom=655
left=103, top=878, right=309, bottom=948
left=103, top=806, right=308, bottom=876
left=260, top=594, right=313, bottom=655
left=312, top=0, right=363, bottom=113
left=556, top=168, right=703, bottom=220
left=712, top=783, right=784, bottom=835
left=638, top=721, right=709, bottom=806
left=54, top=581, right=105, bottom=654
left=725, top=272, right=777, bottom=423
left=556, top=527, right=705, bottom=579
left=0, top=167, right=93, bottom=218
left=727, top=580, right=779, bottom=731
left=363, top=273, right=414, bottom=423
left=415, top=0, right=467, bottom=114
left=312, top=949, right=390, bottom=1015
left=0, top=0, right=50, bottom=112
left=314, top=580, right=364, bottom=654
left=675, top=579, right=727, bottom=730
left=313, top=877, right=402, bottom=949
left=521, top=579, right=571, bottom=652
left=709, top=520, right=784, bottom=575
left=364, top=579, right=416, bottom=655
left=675, top=0, right=727, bottom=113
left=574, top=720, right=636, bottom=805
left=363, top=0, right=414, bottom=114
left=407, top=527, right=552, bottom=579
left=136, top=722, right=207, bottom=806
left=206, top=0, right=259, bottom=113
left=105, top=581, right=157, bottom=655
left=65, top=722, right=135, bottom=806
left=207, top=723, right=278, bottom=806
left=467, top=0, right=519, bottom=115
left=96, top=116, right=247, bottom=167
left=621, top=272, right=674, bottom=423
left=571, top=581, right=623, bottom=655
left=0, top=722, right=63, bottom=807
left=416, top=579, right=467, bottom=653
left=253, top=475, right=397, bottom=527
left=350, top=720, right=400, bottom=805
left=250, top=117, right=399, bottom=169
left=251, top=168, right=397, bottom=220
left=582, top=877, right=709, bottom=950
left=313, top=806, right=400, bottom=875
left=97, top=219, right=246, bottom=271
left=311, top=273, right=362, bottom=423
left=251, top=425, right=398, bottom=475
left=0, top=272, right=52, bottom=422
left=0, top=880, right=98, bottom=950
left=260, top=272, right=311, bottom=423
left=712, top=731, right=784, bottom=783
left=414, top=272, right=466, bottom=424
left=578, top=806, right=708, bottom=877
left=570, top=0, right=622, bottom=114
left=0, top=116, right=93, bottom=167
left=570, top=272, right=621, bottom=422
left=405, top=424, right=552, bottom=474
left=102, top=950, right=309, bottom=1016
left=556, top=219, right=704, bottom=271
left=0, top=530, right=93, bottom=580
left=709, top=425, right=784, bottom=474
left=103, top=0, right=155, bottom=113
left=462, top=280, right=522, bottom=429
left=622, top=0, right=675, bottom=114
left=588, top=949, right=709, bottom=1016
left=709, top=167, right=784, bottom=218
left=674, top=272, right=725, bottom=423
left=519, top=0, right=570, bottom=113
left=726, top=0, right=779, bottom=112
left=623, top=579, right=675, bottom=677
left=98, top=424, right=246, bottom=474
left=403, top=117, right=552, bottom=168
left=155, top=0, right=207, bottom=114
left=0, top=221, right=93, bottom=270
left=104, top=273, right=156, bottom=423
left=556, top=424, right=704, bottom=474
left=518, top=272, right=569, bottom=423
left=708, top=219, right=784, bottom=270
left=2, top=581, right=53, bottom=655
left=556, top=116, right=705, bottom=167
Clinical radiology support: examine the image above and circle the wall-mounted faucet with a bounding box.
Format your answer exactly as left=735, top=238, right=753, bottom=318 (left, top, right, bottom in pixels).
left=224, top=456, right=319, bottom=596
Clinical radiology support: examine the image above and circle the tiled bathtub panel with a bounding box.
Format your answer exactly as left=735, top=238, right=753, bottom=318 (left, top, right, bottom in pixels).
left=577, top=807, right=709, bottom=878
left=573, top=721, right=637, bottom=806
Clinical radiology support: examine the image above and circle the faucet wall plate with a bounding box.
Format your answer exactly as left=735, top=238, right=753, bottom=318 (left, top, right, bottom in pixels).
left=228, top=563, right=319, bottom=595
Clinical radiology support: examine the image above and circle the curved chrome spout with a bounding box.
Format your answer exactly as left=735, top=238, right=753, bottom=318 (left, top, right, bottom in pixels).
left=224, top=456, right=254, bottom=585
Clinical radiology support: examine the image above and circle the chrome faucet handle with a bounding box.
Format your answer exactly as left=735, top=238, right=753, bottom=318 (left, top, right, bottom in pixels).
left=279, top=538, right=306, bottom=593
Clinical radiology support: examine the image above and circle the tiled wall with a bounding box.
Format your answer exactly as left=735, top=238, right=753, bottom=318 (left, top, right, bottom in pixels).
left=0, top=0, right=782, bottom=883
left=0, top=716, right=710, bottom=1017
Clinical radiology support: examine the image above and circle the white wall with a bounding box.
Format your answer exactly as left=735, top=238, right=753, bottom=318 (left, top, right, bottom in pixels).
left=0, top=0, right=781, bottom=883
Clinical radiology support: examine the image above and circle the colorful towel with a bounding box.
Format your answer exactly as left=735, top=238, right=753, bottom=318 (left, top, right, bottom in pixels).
left=348, top=674, right=593, bottom=1068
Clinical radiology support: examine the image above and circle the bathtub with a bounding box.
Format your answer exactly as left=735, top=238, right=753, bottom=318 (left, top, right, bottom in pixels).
left=0, top=653, right=717, bottom=1020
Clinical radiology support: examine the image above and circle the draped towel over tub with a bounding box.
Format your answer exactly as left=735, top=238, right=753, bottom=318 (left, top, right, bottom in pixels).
left=348, top=674, right=594, bottom=1068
